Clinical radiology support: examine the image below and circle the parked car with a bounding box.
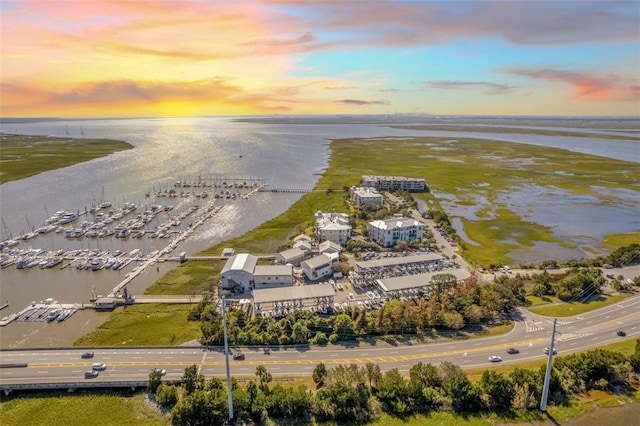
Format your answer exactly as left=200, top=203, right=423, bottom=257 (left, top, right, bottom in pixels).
left=92, top=363, right=107, bottom=371
left=232, top=351, right=245, bottom=360
left=488, top=355, right=502, bottom=362
left=84, top=370, right=99, bottom=379
left=617, top=330, right=626, bottom=337
left=506, top=347, right=519, bottom=354
left=151, top=368, right=166, bottom=376
left=81, top=351, right=94, bottom=359
left=543, top=347, right=557, bottom=355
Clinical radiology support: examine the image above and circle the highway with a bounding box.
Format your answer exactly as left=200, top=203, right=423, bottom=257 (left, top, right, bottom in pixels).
left=1, top=294, right=639, bottom=390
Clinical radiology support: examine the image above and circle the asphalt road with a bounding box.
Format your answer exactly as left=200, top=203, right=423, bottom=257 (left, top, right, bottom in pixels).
left=1, top=294, right=638, bottom=387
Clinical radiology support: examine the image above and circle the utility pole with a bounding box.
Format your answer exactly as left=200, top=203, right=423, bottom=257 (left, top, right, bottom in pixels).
left=222, top=296, right=234, bottom=424
left=540, top=318, right=557, bottom=411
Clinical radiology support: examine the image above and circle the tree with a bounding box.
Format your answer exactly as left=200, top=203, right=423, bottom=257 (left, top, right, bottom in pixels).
left=313, top=362, right=328, bottom=388
left=156, top=383, right=179, bottom=406
left=182, top=364, right=204, bottom=395
left=408, top=362, right=441, bottom=403
left=333, top=313, right=355, bottom=340
left=148, top=368, right=163, bottom=393
left=439, top=361, right=477, bottom=412
left=477, top=370, right=514, bottom=410
left=441, top=311, right=464, bottom=330
left=364, top=362, right=382, bottom=389
left=255, top=364, right=272, bottom=392
left=375, top=368, right=409, bottom=416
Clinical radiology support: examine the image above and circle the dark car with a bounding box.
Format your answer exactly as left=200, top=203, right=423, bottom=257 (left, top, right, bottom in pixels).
left=617, top=330, right=626, bottom=337
left=232, top=352, right=245, bottom=360
left=84, top=370, right=99, bottom=379
left=506, top=347, right=519, bottom=354
left=81, top=351, right=94, bottom=359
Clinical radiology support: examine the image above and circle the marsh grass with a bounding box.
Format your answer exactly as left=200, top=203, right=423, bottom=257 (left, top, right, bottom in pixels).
left=390, top=124, right=640, bottom=141
left=74, top=304, right=200, bottom=347
left=0, top=133, right=133, bottom=183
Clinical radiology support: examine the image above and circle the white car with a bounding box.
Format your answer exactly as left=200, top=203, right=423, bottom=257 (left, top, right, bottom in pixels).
left=151, top=368, right=166, bottom=376
left=347, top=292, right=355, bottom=301
left=488, top=355, right=502, bottom=362
left=92, top=363, right=107, bottom=371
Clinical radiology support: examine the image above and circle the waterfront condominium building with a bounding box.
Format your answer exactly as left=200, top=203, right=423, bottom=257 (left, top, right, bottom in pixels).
left=314, top=210, right=352, bottom=246
left=349, top=186, right=383, bottom=206
left=360, top=175, right=426, bottom=192
left=368, top=217, right=424, bottom=248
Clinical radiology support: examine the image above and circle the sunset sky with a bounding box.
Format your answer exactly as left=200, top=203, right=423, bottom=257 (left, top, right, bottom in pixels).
left=1, top=0, right=639, bottom=118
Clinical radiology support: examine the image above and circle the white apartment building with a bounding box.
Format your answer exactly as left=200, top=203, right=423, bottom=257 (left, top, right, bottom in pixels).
left=253, top=265, right=294, bottom=289
left=361, top=175, right=426, bottom=192
left=368, top=217, right=424, bottom=248
left=314, top=211, right=352, bottom=246
left=301, top=254, right=334, bottom=281
left=349, top=186, right=383, bottom=206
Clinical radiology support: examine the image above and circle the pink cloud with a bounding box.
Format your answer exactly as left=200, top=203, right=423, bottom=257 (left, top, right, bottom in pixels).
left=505, top=68, right=640, bottom=102
left=279, top=1, right=639, bottom=48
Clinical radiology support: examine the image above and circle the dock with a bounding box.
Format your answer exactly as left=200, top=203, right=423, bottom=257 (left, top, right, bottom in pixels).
left=108, top=205, right=223, bottom=298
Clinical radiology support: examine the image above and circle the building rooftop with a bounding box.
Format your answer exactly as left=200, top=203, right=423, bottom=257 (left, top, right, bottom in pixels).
left=254, top=264, right=293, bottom=276
left=356, top=253, right=443, bottom=269
left=221, top=253, right=258, bottom=274
left=376, top=268, right=470, bottom=292
left=253, top=282, right=336, bottom=303
left=302, top=254, right=332, bottom=269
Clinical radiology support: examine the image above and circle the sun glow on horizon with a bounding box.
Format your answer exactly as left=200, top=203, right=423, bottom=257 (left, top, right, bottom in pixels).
left=1, top=1, right=638, bottom=118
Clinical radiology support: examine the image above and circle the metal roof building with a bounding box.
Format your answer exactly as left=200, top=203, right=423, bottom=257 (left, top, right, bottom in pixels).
left=376, top=268, right=470, bottom=292
left=253, top=282, right=335, bottom=304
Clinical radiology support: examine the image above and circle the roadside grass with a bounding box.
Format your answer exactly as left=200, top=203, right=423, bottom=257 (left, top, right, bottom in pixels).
left=526, top=294, right=561, bottom=306
left=527, top=293, right=633, bottom=317
left=0, top=133, right=133, bottom=184
left=466, top=321, right=514, bottom=339
left=0, top=391, right=170, bottom=426
left=73, top=304, right=200, bottom=347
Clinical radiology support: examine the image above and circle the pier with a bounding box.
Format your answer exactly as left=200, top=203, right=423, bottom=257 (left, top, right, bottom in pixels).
left=258, top=188, right=313, bottom=193
left=108, top=205, right=224, bottom=298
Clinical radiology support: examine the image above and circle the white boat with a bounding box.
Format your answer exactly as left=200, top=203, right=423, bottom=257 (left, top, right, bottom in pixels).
left=59, top=213, right=78, bottom=224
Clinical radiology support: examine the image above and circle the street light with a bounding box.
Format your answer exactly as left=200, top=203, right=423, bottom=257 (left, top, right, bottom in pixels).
left=221, top=295, right=234, bottom=424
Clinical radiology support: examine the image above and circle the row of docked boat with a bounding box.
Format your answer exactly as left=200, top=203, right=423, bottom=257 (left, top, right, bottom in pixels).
left=15, top=306, right=77, bottom=323
left=0, top=247, right=157, bottom=271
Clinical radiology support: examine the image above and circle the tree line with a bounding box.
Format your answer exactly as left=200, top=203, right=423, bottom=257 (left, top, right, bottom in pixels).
left=190, top=275, right=527, bottom=347
left=148, top=340, right=640, bottom=425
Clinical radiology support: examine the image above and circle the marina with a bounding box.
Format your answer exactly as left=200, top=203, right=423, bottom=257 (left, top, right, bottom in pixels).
left=0, top=175, right=269, bottom=330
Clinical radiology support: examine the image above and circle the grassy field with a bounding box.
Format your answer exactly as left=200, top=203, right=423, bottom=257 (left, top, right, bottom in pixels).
left=527, top=293, right=634, bottom=317
left=0, top=391, right=170, bottom=426
left=0, top=133, right=133, bottom=183
left=74, top=304, right=200, bottom=347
